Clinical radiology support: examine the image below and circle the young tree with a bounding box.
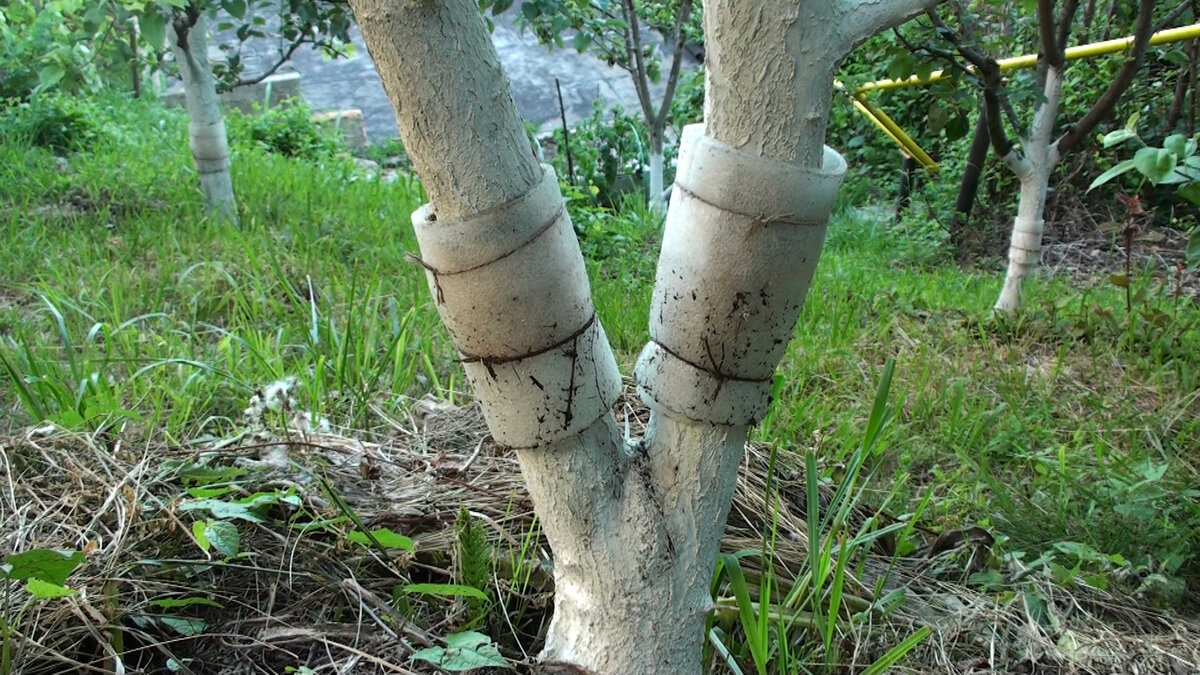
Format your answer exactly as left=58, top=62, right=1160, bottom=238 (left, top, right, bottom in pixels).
left=484, top=0, right=700, bottom=213
left=133, top=0, right=352, bottom=221
left=348, top=0, right=937, bottom=671
left=928, top=0, right=1157, bottom=312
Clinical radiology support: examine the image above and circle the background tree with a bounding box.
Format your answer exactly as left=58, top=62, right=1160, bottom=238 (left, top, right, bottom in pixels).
left=347, top=0, right=938, bottom=671
left=481, top=0, right=701, bottom=213
left=130, top=0, right=352, bottom=221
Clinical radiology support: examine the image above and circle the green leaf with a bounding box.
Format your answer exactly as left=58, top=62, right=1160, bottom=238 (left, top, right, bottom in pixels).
left=411, top=631, right=511, bottom=671
left=25, top=578, right=76, bottom=599
left=347, top=528, right=414, bottom=551
left=37, top=64, right=66, bottom=91
left=159, top=616, right=208, bottom=636
left=1162, top=134, right=1190, bottom=158
left=139, top=10, right=166, bottom=50
left=222, top=0, right=246, bottom=19
left=1186, top=229, right=1200, bottom=269
left=192, top=520, right=210, bottom=554
left=2, top=549, right=85, bottom=585
left=1180, top=182, right=1200, bottom=208
left=403, top=583, right=489, bottom=601
left=1134, top=147, right=1177, bottom=185
left=204, top=520, right=240, bottom=558
left=1088, top=159, right=1136, bottom=191
left=1101, top=128, right=1137, bottom=148
left=572, top=31, right=591, bottom=53
left=151, top=596, right=224, bottom=609
left=178, top=499, right=265, bottom=523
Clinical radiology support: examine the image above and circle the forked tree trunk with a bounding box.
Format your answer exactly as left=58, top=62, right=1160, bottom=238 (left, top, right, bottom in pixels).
left=170, top=16, right=236, bottom=223
left=349, top=0, right=935, bottom=671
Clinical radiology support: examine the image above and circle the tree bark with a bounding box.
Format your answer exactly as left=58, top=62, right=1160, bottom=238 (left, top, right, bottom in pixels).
left=350, top=0, right=539, bottom=219
left=170, top=16, right=236, bottom=223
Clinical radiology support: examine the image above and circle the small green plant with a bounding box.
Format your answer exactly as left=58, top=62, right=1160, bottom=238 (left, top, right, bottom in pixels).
left=708, top=360, right=930, bottom=673
left=1089, top=120, right=1200, bottom=269
left=2, top=549, right=85, bottom=675
left=551, top=101, right=664, bottom=207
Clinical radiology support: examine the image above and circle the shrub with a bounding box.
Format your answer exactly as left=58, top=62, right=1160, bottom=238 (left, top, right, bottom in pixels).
left=0, top=94, right=105, bottom=152
left=226, top=101, right=346, bottom=160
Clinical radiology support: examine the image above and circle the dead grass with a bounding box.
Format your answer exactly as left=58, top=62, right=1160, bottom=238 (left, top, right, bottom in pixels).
left=3, top=387, right=1198, bottom=674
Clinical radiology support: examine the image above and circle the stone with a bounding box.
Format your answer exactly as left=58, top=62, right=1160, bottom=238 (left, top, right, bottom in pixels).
left=312, top=109, right=369, bottom=150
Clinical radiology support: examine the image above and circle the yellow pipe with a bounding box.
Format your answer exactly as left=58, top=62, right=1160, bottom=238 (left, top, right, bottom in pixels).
left=856, top=23, right=1200, bottom=93
left=852, top=94, right=940, bottom=172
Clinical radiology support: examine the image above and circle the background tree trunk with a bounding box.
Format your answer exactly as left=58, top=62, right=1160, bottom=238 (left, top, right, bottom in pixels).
left=170, top=16, right=236, bottom=223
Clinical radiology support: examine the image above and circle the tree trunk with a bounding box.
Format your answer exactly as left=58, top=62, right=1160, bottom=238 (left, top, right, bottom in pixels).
left=995, top=67, right=1062, bottom=313
left=170, top=16, right=236, bottom=223
left=647, top=127, right=666, bottom=214
left=894, top=154, right=917, bottom=223
left=950, top=112, right=991, bottom=258
left=350, top=0, right=931, bottom=672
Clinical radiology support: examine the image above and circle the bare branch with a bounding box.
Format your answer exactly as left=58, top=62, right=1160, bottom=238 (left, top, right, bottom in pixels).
left=235, top=38, right=311, bottom=87
left=1055, top=0, right=1157, bottom=154
left=1153, top=1, right=1192, bottom=33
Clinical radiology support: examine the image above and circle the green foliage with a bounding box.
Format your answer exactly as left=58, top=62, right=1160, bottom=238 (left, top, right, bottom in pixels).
left=0, top=0, right=132, bottom=100
left=3, top=548, right=86, bottom=674
left=552, top=101, right=665, bottom=206
left=0, top=93, right=107, bottom=153
left=226, top=100, right=346, bottom=160
left=1090, top=121, right=1200, bottom=268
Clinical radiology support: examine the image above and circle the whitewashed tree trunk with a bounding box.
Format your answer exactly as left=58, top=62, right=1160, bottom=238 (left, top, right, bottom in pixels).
left=995, top=66, right=1063, bottom=313
left=169, top=17, right=237, bottom=223
left=648, top=129, right=665, bottom=214
left=350, top=0, right=937, bottom=672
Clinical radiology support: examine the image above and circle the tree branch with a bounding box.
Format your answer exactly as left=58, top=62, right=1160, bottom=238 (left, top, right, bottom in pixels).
left=235, top=38, right=311, bottom=87
left=1153, top=1, right=1192, bottom=33
left=837, top=0, right=945, bottom=55
left=1055, top=0, right=1157, bottom=154
left=925, top=9, right=1016, bottom=156
left=620, top=0, right=656, bottom=126
left=1037, top=0, right=1062, bottom=70
left=652, top=0, right=693, bottom=128
left=1055, top=0, right=1081, bottom=58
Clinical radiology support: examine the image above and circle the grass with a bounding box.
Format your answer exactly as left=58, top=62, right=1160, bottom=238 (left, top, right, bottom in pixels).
left=1, top=93, right=1198, bottom=672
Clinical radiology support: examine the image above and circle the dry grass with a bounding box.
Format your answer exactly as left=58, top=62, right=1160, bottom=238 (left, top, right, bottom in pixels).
left=2, top=388, right=1198, bottom=674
